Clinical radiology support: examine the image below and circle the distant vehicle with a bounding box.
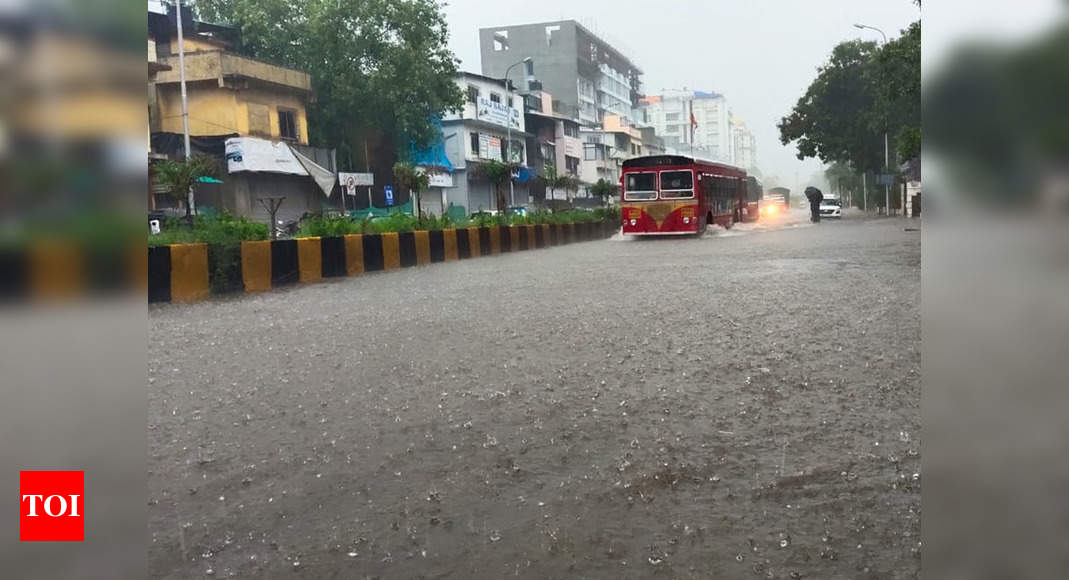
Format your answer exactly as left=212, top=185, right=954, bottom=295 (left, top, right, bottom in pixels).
left=762, top=186, right=790, bottom=217
left=819, top=197, right=842, bottom=218
left=744, top=176, right=762, bottom=222
left=506, top=206, right=528, bottom=216
left=620, top=154, right=747, bottom=235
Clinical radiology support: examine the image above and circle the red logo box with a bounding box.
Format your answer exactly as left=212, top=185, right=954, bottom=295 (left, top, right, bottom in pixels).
left=19, top=471, right=84, bottom=541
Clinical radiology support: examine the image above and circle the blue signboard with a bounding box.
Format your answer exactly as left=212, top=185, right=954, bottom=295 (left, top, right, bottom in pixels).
left=384, top=185, right=394, bottom=206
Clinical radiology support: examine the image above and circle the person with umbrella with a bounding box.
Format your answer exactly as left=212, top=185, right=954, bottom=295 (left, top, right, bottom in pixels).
left=805, top=186, right=824, bottom=223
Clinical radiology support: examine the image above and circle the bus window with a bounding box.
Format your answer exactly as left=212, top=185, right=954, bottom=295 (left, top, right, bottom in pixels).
left=624, top=172, right=657, bottom=201
left=659, top=170, right=693, bottom=199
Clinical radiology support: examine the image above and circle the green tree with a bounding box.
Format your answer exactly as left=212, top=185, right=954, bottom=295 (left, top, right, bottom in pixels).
left=589, top=178, right=619, bottom=205
left=393, top=162, right=431, bottom=220
left=562, top=176, right=581, bottom=202
left=780, top=21, right=921, bottom=175
left=543, top=166, right=571, bottom=204
left=872, top=21, right=921, bottom=161
left=194, top=0, right=463, bottom=168
left=483, top=160, right=516, bottom=212
left=823, top=161, right=867, bottom=208
left=778, top=40, right=885, bottom=174
left=154, top=155, right=217, bottom=221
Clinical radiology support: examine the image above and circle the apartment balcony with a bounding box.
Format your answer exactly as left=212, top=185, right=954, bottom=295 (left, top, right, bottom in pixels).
left=156, top=50, right=312, bottom=94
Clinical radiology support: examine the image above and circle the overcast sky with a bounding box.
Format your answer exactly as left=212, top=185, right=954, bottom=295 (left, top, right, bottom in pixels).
left=442, top=0, right=920, bottom=190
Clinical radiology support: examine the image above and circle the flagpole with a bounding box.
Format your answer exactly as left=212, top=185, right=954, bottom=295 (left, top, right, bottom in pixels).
left=689, top=97, right=694, bottom=158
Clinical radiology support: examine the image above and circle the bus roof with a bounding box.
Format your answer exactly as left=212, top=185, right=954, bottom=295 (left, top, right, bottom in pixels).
left=621, top=155, right=743, bottom=173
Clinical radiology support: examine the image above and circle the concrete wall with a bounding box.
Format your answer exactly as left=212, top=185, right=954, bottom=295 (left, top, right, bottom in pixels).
left=193, top=173, right=330, bottom=224
left=155, top=81, right=310, bottom=145
left=154, top=50, right=311, bottom=144
left=480, top=22, right=580, bottom=122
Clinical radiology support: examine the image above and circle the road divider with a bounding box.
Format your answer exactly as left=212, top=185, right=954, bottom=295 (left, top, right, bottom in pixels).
left=147, top=219, right=618, bottom=304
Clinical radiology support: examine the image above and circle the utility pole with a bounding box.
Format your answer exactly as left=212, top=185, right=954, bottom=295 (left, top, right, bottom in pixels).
left=176, top=0, right=194, bottom=216
left=503, top=57, right=533, bottom=209
left=862, top=172, right=868, bottom=213
left=854, top=23, right=889, bottom=216
left=885, top=131, right=891, bottom=215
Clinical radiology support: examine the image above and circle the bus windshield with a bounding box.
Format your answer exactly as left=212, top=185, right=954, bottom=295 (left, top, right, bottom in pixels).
left=624, top=172, right=657, bottom=200
left=659, top=170, right=693, bottom=199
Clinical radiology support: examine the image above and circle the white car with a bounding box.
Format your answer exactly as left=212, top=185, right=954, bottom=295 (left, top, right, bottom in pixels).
left=819, top=198, right=842, bottom=218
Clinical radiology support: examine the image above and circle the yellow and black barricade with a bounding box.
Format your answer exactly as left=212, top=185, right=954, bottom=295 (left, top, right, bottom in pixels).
left=169, top=243, right=210, bottom=303
left=344, top=234, right=365, bottom=275
left=362, top=234, right=384, bottom=272
left=397, top=231, right=418, bottom=268
left=381, top=232, right=401, bottom=271
left=241, top=240, right=272, bottom=292
left=414, top=230, right=431, bottom=266
left=320, top=236, right=347, bottom=278
left=148, top=218, right=616, bottom=303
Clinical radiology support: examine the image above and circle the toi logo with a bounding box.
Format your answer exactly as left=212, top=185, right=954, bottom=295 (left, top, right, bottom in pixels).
left=19, top=471, right=84, bottom=541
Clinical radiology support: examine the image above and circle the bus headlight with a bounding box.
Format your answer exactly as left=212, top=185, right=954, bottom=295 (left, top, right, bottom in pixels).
left=683, top=217, right=690, bottom=224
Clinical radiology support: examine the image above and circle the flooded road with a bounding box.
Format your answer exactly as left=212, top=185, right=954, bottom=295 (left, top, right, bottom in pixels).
left=149, top=210, right=920, bottom=579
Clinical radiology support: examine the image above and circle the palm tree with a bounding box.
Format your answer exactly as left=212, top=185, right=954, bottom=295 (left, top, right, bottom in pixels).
left=154, top=155, right=217, bottom=222
left=393, top=162, right=431, bottom=221
left=589, top=178, right=619, bottom=205
left=483, top=160, right=516, bottom=213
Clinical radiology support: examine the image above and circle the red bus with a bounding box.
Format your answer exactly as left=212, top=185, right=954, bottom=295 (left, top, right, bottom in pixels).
left=620, top=155, right=748, bottom=235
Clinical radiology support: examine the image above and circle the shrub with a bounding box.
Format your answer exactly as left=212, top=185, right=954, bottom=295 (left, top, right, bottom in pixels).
left=592, top=206, right=622, bottom=223
left=149, top=213, right=268, bottom=246
left=419, top=213, right=456, bottom=231
left=366, top=212, right=421, bottom=233
left=296, top=215, right=360, bottom=238
left=150, top=213, right=268, bottom=293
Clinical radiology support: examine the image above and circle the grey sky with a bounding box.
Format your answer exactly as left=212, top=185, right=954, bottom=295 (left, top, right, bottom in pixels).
left=442, top=0, right=919, bottom=191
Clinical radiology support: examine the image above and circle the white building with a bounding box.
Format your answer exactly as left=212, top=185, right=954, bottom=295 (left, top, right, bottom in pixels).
left=440, top=72, right=530, bottom=213
left=640, top=91, right=744, bottom=166
left=731, top=117, right=757, bottom=171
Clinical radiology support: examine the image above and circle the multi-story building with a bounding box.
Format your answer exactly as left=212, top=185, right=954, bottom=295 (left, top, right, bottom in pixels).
left=479, top=20, right=644, bottom=128
left=150, top=9, right=312, bottom=145
left=730, top=118, right=757, bottom=171
left=439, top=72, right=530, bottom=213
left=578, top=114, right=644, bottom=190
left=149, top=1, right=337, bottom=222
left=640, top=91, right=734, bottom=164
left=521, top=90, right=583, bottom=202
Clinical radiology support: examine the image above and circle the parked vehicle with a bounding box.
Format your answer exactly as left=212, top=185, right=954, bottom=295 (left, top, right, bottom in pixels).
left=819, top=197, right=843, bottom=218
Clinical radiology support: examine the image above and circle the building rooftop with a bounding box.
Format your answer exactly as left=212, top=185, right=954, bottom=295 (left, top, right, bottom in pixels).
left=480, top=20, right=642, bottom=74
left=459, top=71, right=509, bottom=89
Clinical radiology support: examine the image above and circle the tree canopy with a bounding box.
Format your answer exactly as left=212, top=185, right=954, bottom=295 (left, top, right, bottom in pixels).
left=589, top=178, right=619, bottom=204
left=778, top=21, right=920, bottom=173
left=393, top=161, right=431, bottom=217
left=194, top=0, right=463, bottom=168
left=154, top=155, right=217, bottom=219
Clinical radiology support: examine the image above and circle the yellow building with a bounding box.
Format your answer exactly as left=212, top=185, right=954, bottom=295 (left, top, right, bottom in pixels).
left=151, top=30, right=312, bottom=145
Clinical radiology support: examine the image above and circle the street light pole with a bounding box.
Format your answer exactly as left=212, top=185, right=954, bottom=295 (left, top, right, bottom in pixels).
left=854, top=23, right=890, bottom=215
left=503, top=57, right=533, bottom=209
left=176, top=0, right=194, bottom=216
